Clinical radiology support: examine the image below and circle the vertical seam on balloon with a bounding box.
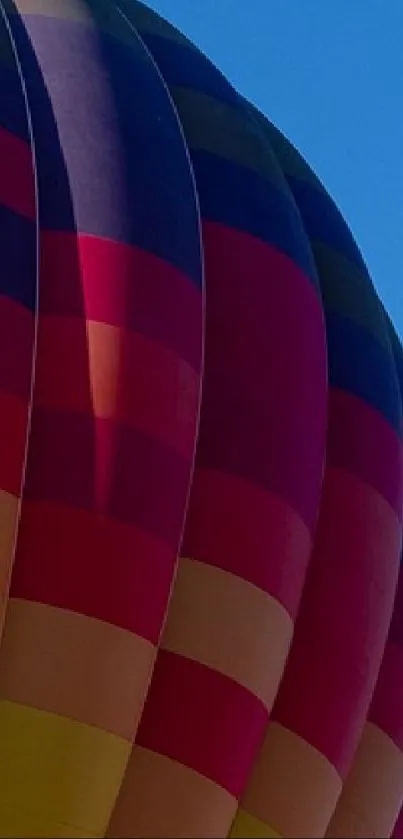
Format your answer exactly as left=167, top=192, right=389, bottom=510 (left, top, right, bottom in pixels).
left=114, top=1, right=207, bottom=647
left=0, top=3, right=40, bottom=637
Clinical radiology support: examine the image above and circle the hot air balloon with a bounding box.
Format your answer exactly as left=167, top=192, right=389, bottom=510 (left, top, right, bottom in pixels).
left=0, top=1, right=401, bottom=838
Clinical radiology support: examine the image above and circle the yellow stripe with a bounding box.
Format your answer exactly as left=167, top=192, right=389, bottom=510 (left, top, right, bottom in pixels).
left=230, top=808, right=281, bottom=838
left=0, top=700, right=131, bottom=837
left=0, top=804, right=99, bottom=839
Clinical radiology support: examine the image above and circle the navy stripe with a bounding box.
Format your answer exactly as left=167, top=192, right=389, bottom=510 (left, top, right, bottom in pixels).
left=287, top=176, right=368, bottom=275
left=327, top=312, right=403, bottom=436
left=0, top=205, right=36, bottom=311
left=9, top=14, right=202, bottom=288
left=0, top=63, right=30, bottom=141
left=139, top=32, right=240, bottom=109
left=389, top=327, right=403, bottom=396
left=192, top=150, right=318, bottom=286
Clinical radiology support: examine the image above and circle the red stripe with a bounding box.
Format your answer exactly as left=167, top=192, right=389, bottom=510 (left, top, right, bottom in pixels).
left=328, top=389, right=403, bottom=518
left=34, top=315, right=200, bottom=458
left=40, top=231, right=203, bottom=371
left=23, top=407, right=193, bottom=548
left=271, top=466, right=401, bottom=777
left=0, top=390, right=29, bottom=496
left=182, top=468, right=311, bottom=618
left=369, top=641, right=403, bottom=751
left=10, top=501, right=176, bottom=641
left=0, top=296, right=34, bottom=400
left=135, top=649, right=268, bottom=797
left=198, top=222, right=327, bottom=529
left=0, top=128, right=35, bottom=219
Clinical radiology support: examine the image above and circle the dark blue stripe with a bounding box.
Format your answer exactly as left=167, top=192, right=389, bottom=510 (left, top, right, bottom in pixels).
left=389, top=329, right=403, bottom=398
left=192, top=150, right=318, bottom=287
left=327, top=312, right=403, bottom=436
left=0, top=205, right=36, bottom=311
left=9, top=15, right=202, bottom=288
left=0, top=63, right=30, bottom=141
left=287, top=176, right=368, bottom=275
left=139, top=32, right=240, bottom=109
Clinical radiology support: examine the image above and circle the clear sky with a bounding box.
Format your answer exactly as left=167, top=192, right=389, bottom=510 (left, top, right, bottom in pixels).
left=146, top=0, right=403, bottom=341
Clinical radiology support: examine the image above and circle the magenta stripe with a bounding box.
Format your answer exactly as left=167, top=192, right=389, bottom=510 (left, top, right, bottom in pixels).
left=0, top=297, right=35, bottom=399
left=389, top=572, right=403, bottom=646
left=197, top=220, right=327, bottom=529
left=369, top=641, right=403, bottom=751
left=328, top=388, right=403, bottom=517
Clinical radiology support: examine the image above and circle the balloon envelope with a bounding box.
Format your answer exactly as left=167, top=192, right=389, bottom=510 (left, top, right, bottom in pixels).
left=0, top=2, right=402, bottom=838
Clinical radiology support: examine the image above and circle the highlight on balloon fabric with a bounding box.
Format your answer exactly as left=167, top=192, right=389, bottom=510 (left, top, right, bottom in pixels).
left=0, top=1, right=402, bottom=837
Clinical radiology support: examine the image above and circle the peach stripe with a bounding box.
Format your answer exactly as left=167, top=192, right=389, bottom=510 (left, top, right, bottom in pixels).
left=236, top=722, right=342, bottom=837
left=0, top=598, right=156, bottom=740
left=162, top=558, right=294, bottom=709
left=107, top=747, right=236, bottom=838
left=326, top=722, right=403, bottom=838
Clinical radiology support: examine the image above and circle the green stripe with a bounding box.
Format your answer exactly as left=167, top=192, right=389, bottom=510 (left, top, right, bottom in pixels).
left=172, top=86, right=291, bottom=197
left=117, top=0, right=197, bottom=51
left=313, top=242, right=390, bottom=351
left=247, top=100, right=326, bottom=193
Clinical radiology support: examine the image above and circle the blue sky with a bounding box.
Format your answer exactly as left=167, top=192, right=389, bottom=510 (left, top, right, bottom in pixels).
left=146, top=0, right=403, bottom=341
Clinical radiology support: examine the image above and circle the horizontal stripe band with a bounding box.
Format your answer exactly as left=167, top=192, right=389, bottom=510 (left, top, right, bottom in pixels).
left=10, top=501, right=179, bottom=641
left=135, top=649, right=268, bottom=797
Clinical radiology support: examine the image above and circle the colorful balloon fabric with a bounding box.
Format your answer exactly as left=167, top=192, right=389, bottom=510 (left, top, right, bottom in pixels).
left=0, top=1, right=401, bottom=837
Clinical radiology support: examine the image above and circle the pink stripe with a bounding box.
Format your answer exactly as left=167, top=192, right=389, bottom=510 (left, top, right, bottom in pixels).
left=10, top=501, right=176, bottom=641
left=182, top=469, right=311, bottom=618
left=328, top=389, right=403, bottom=517
left=0, top=128, right=35, bottom=219
left=34, top=315, right=200, bottom=458
left=198, top=222, right=327, bottom=529
left=271, top=466, right=401, bottom=777
left=135, top=649, right=268, bottom=797
left=39, top=231, right=203, bottom=371
left=369, top=641, right=403, bottom=751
